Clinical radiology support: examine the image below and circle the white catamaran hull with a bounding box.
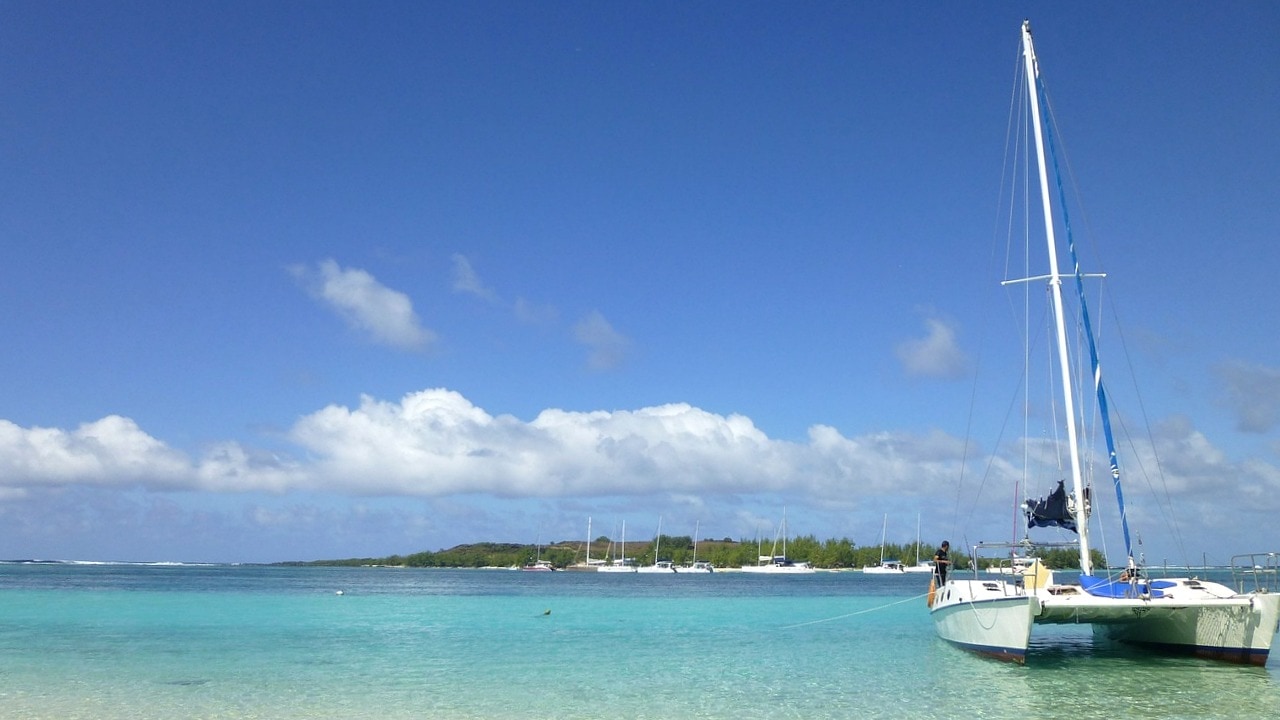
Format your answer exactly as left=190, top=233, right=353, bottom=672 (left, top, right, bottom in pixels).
left=933, top=576, right=1280, bottom=665
left=1039, top=583, right=1280, bottom=666
left=739, top=563, right=816, bottom=574
left=930, top=579, right=1035, bottom=662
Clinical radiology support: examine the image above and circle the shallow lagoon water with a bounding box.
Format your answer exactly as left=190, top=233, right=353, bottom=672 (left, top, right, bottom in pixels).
left=1, top=564, right=1277, bottom=719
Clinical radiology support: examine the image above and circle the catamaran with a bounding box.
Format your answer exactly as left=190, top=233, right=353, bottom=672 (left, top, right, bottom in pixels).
left=930, top=21, right=1280, bottom=665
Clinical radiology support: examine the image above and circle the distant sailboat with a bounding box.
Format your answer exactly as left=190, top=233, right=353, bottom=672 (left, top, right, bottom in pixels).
left=740, top=508, right=814, bottom=574
left=680, top=520, right=713, bottom=573
left=637, top=516, right=677, bottom=573
left=597, top=520, right=637, bottom=573
left=863, top=515, right=904, bottom=574
left=574, top=516, right=607, bottom=570
left=904, top=514, right=933, bottom=573
left=521, top=532, right=555, bottom=572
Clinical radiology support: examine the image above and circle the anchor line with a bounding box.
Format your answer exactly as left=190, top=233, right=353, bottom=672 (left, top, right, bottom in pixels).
left=779, top=592, right=930, bottom=629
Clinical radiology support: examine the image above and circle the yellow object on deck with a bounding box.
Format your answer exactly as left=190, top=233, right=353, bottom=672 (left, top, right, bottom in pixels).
left=1020, top=558, right=1053, bottom=589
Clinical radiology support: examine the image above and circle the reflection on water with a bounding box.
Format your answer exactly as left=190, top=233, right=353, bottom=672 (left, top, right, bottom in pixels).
left=933, top=625, right=1280, bottom=720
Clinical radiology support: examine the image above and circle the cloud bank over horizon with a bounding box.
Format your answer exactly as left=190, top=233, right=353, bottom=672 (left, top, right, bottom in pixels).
left=1, top=387, right=1274, bottom=517
left=0, top=389, right=961, bottom=500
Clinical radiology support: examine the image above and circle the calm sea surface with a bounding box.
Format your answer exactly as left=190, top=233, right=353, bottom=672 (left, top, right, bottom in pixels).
left=1, top=563, right=1278, bottom=719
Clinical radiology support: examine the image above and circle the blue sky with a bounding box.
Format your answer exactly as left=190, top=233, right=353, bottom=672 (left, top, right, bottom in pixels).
left=2, top=2, right=1278, bottom=564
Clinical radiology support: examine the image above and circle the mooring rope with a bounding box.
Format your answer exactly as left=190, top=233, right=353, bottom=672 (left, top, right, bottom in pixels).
left=779, top=592, right=931, bottom=629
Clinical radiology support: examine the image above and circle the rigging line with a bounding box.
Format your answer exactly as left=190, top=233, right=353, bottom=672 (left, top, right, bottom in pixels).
left=1037, top=76, right=1134, bottom=562
left=779, top=593, right=930, bottom=629
left=1045, top=103, right=1157, bottom=567
left=1104, top=298, right=1193, bottom=569
left=960, top=43, right=1034, bottom=544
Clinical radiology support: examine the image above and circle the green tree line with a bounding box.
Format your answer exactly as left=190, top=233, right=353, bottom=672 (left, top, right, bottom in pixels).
left=282, top=536, right=1106, bottom=571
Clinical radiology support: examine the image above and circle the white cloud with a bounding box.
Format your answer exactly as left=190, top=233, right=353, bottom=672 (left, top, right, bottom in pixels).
left=293, top=259, right=435, bottom=350
left=0, top=418, right=304, bottom=495
left=283, top=389, right=976, bottom=502
left=574, top=310, right=630, bottom=370
left=896, top=317, right=967, bottom=379
left=2, top=388, right=1277, bottom=550
left=0, top=416, right=191, bottom=488
left=194, top=442, right=306, bottom=494
left=452, top=254, right=558, bottom=326
left=0, top=391, right=964, bottom=502
left=450, top=253, right=500, bottom=303
left=289, top=391, right=763, bottom=496
left=514, top=297, right=558, bottom=325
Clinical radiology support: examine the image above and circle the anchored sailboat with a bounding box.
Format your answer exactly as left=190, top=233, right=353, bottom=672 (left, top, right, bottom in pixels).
left=930, top=20, right=1280, bottom=665
left=863, top=514, right=904, bottom=573
left=740, top=508, right=815, bottom=574
left=681, top=520, right=713, bottom=573
left=637, top=516, right=677, bottom=573
left=597, top=520, right=637, bottom=573
left=904, top=514, right=933, bottom=574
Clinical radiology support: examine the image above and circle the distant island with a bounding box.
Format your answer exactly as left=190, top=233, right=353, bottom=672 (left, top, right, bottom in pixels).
left=279, top=534, right=1100, bottom=571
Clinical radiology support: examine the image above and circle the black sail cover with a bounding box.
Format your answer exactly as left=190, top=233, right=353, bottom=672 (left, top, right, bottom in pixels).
left=1024, top=480, right=1077, bottom=533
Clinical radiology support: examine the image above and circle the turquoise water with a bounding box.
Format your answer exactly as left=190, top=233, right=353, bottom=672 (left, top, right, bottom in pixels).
left=1, top=564, right=1278, bottom=719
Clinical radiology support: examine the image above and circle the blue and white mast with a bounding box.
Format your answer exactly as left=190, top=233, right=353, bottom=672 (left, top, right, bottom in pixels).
left=1021, top=20, right=1093, bottom=575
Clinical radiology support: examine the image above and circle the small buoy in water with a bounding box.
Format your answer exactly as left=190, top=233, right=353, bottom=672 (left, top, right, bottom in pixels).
left=335, top=590, right=345, bottom=596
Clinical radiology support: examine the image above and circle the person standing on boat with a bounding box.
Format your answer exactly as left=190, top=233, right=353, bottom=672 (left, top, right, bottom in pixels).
left=933, top=541, right=951, bottom=585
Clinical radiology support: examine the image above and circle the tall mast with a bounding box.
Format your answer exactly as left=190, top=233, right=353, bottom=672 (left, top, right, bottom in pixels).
left=879, top=514, right=887, bottom=564
left=692, top=520, right=700, bottom=564
left=915, top=513, right=921, bottom=566
left=781, top=507, right=788, bottom=559
left=1021, top=20, right=1093, bottom=575
left=654, top=516, right=662, bottom=563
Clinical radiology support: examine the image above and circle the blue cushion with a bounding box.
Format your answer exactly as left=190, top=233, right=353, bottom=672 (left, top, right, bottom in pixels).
left=1079, top=574, right=1166, bottom=598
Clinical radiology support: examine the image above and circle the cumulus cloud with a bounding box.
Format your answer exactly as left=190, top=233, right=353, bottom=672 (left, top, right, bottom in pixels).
left=289, top=390, right=781, bottom=496
left=0, top=417, right=308, bottom=495
left=896, top=317, right=967, bottom=379
left=1215, top=360, right=1280, bottom=433
left=283, top=389, right=985, bottom=503
left=4, top=388, right=1276, bottom=530
left=292, top=259, right=435, bottom=350
left=0, top=391, right=968, bottom=503
left=0, top=416, right=191, bottom=488
left=574, top=311, right=630, bottom=370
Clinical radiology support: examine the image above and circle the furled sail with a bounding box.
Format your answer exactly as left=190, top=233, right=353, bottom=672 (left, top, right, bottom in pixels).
left=1024, top=480, right=1077, bottom=533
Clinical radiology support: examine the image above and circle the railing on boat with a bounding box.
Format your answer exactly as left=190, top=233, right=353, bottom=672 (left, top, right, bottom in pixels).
left=964, top=541, right=1061, bottom=597
left=1230, top=552, right=1280, bottom=594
